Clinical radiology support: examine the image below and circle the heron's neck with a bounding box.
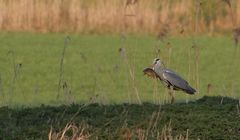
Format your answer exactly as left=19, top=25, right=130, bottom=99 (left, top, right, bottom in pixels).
left=154, top=65, right=164, bottom=76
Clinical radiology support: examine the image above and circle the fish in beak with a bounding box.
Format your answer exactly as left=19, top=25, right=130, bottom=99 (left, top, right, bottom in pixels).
left=143, top=67, right=158, bottom=78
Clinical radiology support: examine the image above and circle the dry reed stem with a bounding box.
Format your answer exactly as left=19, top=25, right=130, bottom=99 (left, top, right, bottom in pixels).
left=230, top=45, right=239, bottom=97
left=134, top=121, right=188, bottom=140
left=207, top=83, right=212, bottom=95
left=7, top=51, right=25, bottom=104
left=124, top=53, right=142, bottom=104
left=121, top=1, right=142, bottom=104
left=192, top=0, right=200, bottom=94
left=49, top=123, right=90, bottom=140
left=236, top=104, right=240, bottom=116
left=49, top=119, right=188, bottom=139
left=57, top=36, right=70, bottom=99
left=0, top=73, right=5, bottom=105
left=228, top=0, right=240, bottom=98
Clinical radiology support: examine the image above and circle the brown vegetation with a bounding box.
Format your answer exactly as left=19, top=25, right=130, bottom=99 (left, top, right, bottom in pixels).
left=48, top=122, right=188, bottom=140
left=0, top=0, right=239, bottom=34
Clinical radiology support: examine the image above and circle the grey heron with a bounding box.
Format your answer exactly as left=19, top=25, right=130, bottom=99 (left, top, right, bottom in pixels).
left=143, top=58, right=196, bottom=103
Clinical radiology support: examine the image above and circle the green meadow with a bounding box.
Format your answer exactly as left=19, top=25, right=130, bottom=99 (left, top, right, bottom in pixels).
left=0, top=32, right=240, bottom=107
left=1, top=32, right=240, bottom=139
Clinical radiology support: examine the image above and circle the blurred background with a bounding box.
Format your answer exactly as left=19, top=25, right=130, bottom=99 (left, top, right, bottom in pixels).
left=0, top=0, right=239, bottom=33
left=0, top=0, right=240, bottom=106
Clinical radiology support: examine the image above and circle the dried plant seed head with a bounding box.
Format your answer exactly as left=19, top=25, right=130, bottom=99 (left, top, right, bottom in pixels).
left=196, top=0, right=203, bottom=6
left=155, top=48, right=161, bottom=55
left=63, top=81, right=68, bottom=89
left=66, top=36, right=71, bottom=41
left=121, top=128, right=132, bottom=139
left=126, top=0, right=138, bottom=6
left=192, top=44, right=197, bottom=49
left=113, top=64, right=119, bottom=72
left=79, top=52, right=87, bottom=62
left=222, top=0, right=231, bottom=7
left=126, top=0, right=132, bottom=6
left=233, top=27, right=240, bottom=46
left=157, top=24, right=169, bottom=41
left=207, top=83, right=212, bottom=87
left=157, top=32, right=166, bottom=41
left=133, top=0, right=139, bottom=5
left=118, top=47, right=123, bottom=52
left=207, top=83, right=212, bottom=94
left=179, top=27, right=184, bottom=34
left=234, top=37, right=238, bottom=46
left=7, top=50, right=13, bottom=55
left=16, top=63, right=22, bottom=69
left=166, top=42, right=172, bottom=48
left=118, top=47, right=126, bottom=56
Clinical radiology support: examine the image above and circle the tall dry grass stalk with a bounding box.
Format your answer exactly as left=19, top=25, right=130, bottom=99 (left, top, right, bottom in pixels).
left=48, top=123, right=91, bottom=140
left=57, top=36, right=70, bottom=99
left=227, top=0, right=240, bottom=98
left=121, top=36, right=142, bottom=104
left=229, top=45, right=239, bottom=97
left=0, top=0, right=238, bottom=34
left=191, top=0, right=201, bottom=96
left=49, top=121, right=188, bottom=140
left=120, top=1, right=142, bottom=104
left=0, top=73, right=4, bottom=105
left=132, top=120, right=189, bottom=140
left=6, top=50, right=25, bottom=104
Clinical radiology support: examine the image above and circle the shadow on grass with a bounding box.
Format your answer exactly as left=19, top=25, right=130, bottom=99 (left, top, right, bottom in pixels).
left=0, top=96, right=240, bottom=139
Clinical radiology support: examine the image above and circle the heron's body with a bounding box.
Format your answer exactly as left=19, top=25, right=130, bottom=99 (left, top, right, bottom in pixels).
left=144, top=58, right=196, bottom=103
left=154, top=66, right=196, bottom=94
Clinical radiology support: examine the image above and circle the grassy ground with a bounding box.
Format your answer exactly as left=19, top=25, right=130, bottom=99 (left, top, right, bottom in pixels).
left=0, top=96, right=240, bottom=139
left=0, top=32, right=240, bottom=106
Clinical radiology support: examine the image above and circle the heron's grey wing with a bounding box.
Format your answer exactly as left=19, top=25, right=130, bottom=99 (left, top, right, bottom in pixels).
left=162, top=69, right=189, bottom=89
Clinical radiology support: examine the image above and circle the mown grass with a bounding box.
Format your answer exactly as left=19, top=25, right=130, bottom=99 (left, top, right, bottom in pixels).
left=0, top=96, right=239, bottom=139
left=0, top=32, right=239, bottom=106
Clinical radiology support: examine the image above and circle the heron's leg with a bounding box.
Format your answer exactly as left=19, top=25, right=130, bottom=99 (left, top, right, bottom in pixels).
left=168, top=86, right=175, bottom=104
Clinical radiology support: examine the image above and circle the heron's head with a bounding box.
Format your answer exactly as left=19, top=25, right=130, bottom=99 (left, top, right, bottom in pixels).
left=152, top=58, right=162, bottom=70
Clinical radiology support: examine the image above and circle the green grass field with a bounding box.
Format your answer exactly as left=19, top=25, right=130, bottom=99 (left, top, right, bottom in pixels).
left=0, top=32, right=240, bottom=107
left=1, top=32, right=240, bottom=139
